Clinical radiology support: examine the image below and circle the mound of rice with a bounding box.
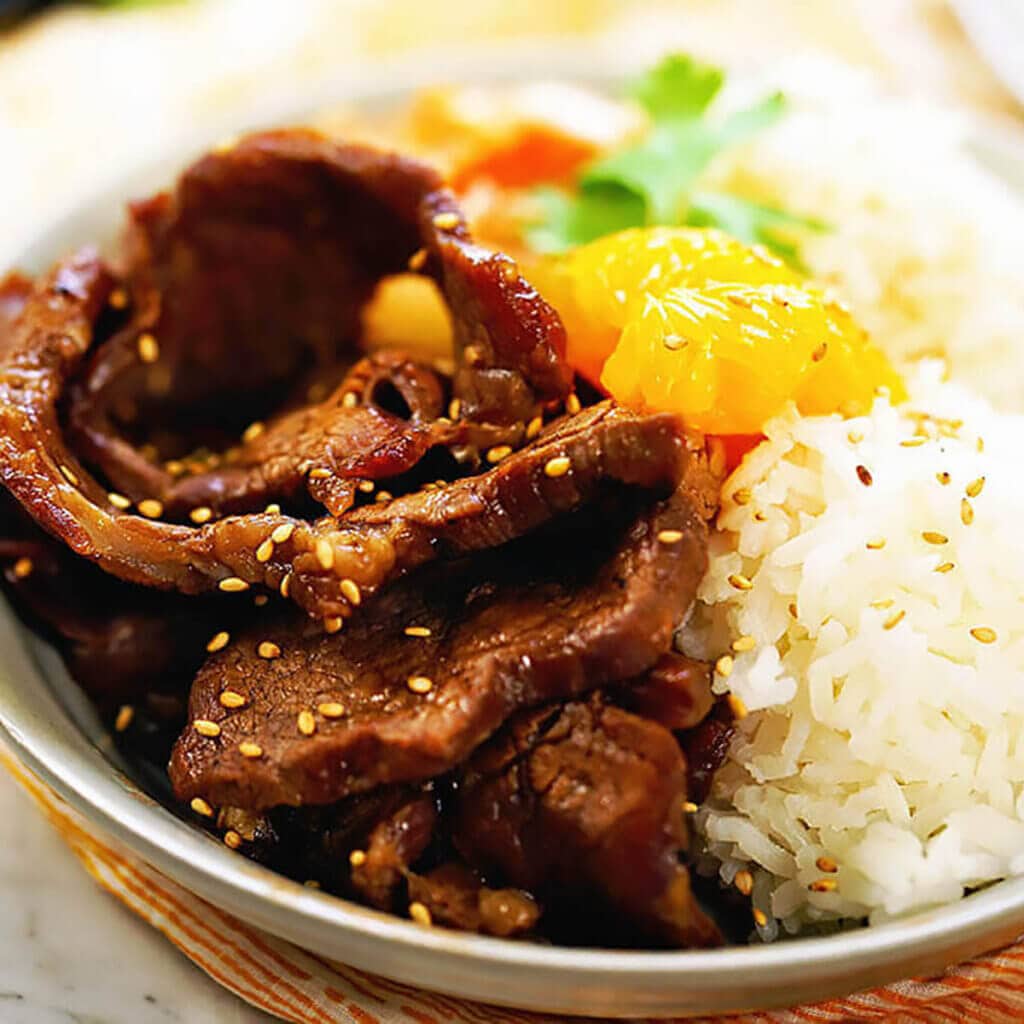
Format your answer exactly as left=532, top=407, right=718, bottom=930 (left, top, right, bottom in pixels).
left=706, top=58, right=1024, bottom=414
left=683, top=368, right=1024, bottom=938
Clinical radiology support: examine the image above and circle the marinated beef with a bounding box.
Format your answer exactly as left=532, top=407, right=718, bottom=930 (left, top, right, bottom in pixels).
left=453, top=694, right=722, bottom=948
left=170, top=483, right=711, bottom=808
left=0, top=128, right=733, bottom=950
left=406, top=864, right=540, bottom=938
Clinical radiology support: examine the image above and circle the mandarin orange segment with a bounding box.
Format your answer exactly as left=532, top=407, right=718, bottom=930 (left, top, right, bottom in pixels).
left=532, top=227, right=904, bottom=434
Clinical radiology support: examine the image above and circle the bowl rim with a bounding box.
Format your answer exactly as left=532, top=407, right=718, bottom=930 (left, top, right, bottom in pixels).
left=4, top=47, right=1024, bottom=1018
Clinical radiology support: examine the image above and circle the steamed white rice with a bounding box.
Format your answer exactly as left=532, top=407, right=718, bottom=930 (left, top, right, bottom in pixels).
left=683, top=368, right=1024, bottom=937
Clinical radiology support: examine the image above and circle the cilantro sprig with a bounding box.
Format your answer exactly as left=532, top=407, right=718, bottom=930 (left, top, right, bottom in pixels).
left=525, top=54, right=824, bottom=264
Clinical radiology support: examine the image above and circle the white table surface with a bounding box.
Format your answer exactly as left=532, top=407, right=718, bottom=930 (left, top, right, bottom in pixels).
left=0, top=771, right=271, bottom=1024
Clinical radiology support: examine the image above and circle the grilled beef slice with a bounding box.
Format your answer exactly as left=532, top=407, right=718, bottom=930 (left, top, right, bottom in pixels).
left=170, top=480, right=713, bottom=809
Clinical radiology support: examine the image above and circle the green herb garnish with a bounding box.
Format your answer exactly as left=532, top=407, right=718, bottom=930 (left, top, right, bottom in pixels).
left=524, top=54, right=824, bottom=263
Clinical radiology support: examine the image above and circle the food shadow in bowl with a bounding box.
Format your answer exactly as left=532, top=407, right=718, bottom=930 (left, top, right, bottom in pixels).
left=5, top=51, right=1024, bottom=1019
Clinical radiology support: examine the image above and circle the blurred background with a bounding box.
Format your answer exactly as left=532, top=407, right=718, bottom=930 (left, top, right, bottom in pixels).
left=1, top=0, right=1023, bottom=270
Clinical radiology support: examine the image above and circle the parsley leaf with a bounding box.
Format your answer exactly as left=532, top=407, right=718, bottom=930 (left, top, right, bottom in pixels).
left=524, top=54, right=817, bottom=264
left=628, top=53, right=724, bottom=120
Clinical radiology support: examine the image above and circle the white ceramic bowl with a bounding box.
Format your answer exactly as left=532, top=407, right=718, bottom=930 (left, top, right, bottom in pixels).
left=5, top=57, right=1024, bottom=1019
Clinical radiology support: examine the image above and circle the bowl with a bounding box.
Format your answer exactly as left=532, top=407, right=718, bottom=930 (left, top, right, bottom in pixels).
left=4, top=52, right=1024, bottom=1019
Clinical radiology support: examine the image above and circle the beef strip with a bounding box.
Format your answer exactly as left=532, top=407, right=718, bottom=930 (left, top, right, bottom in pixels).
left=350, top=792, right=438, bottom=910
left=159, top=353, right=456, bottom=519
left=169, top=480, right=713, bottom=809
left=0, top=133, right=584, bottom=617
left=66, top=131, right=568, bottom=509
left=0, top=266, right=688, bottom=619
left=453, top=694, right=722, bottom=948
left=615, top=651, right=714, bottom=732
left=406, top=864, right=540, bottom=938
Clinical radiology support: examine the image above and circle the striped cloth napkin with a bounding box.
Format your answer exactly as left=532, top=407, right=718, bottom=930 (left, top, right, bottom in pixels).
left=6, top=751, right=1024, bottom=1024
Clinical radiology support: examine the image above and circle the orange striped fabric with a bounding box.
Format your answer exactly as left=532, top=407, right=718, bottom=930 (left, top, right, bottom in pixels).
left=7, top=752, right=1024, bottom=1024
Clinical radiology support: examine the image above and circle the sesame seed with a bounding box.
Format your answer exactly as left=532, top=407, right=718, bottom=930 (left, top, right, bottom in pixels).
left=315, top=540, right=334, bottom=570
left=255, top=538, right=275, bottom=563
left=658, top=529, right=684, bottom=545
left=239, top=742, right=263, bottom=759
left=304, top=879, right=321, bottom=889
left=297, top=710, right=316, bottom=735
left=809, top=878, right=838, bottom=893
left=732, top=635, right=756, bottom=653
left=114, top=705, right=134, bottom=732
left=190, top=506, right=213, bottom=524
left=257, top=641, right=281, bottom=660
left=732, top=488, right=752, bottom=506
left=408, top=247, right=428, bottom=271
left=847, top=431, right=864, bottom=445
left=734, top=870, right=754, bottom=896
left=487, top=445, right=512, bottom=464
left=279, top=573, right=292, bottom=599
left=375, top=490, right=393, bottom=503
left=218, top=577, right=249, bottom=593
left=855, top=464, right=873, bottom=486
left=108, top=492, right=132, bottom=510
left=816, top=856, right=839, bottom=873
left=709, top=438, right=727, bottom=478
left=715, top=655, right=734, bottom=678
left=242, top=421, right=265, bottom=444
left=349, top=849, right=367, bottom=868
left=165, top=459, right=186, bottom=477
left=193, top=719, right=221, bottom=738
left=404, top=626, right=432, bottom=638
left=407, top=675, right=433, bottom=695
left=224, top=830, right=242, bottom=850
left=935, top=562, right=955, bottom=574
left=340, top=579, right=362, bottom=606
left=870, top=598, right=894, bottom=609
left=309, top=467, right=332, bottom=480
left=109, top=287, right=129, bottom=310
left=936, top=471, right=951, bottom=486
left=728, top=573, right=753, bottom=591
left=264, top=503, right=281, bottom=515
left=883, top=609, right=905, bottom=630
left=961, top=498, right=974, bottom=526
left=137, top=333, right=159, bottom=363
left=358, top=480, right=375, bottom=494
left=964, top=477, right=985, bottom=499
left=866, top=538, right=886, bottom=550
left=753, top=512, right=767, bottom=522
left=12, top=556, right=33, bottom=580
left=728, top=694, right=748, bottom=720
left=270, top=523, right=294, bottom=545
left=971, top=627, right=997, bottom=645
left=318, top=702, right=345, bottom=719
left=432, top=212, right=459, bottom=231
left=682, top=801, right=699, bottom=813
left=922, top=531, right=948, bottom=545
left=59, top=463, right=79, bottom=485
left=409, top=901, right=433, bottom=926
left=977, top=436, right=985, bottom=452
left=811, top=342, right=828, bottom=362
left=788, top=602, right=799, bottom=618
left=526, top=416, right=543, bottom=440
left=190, top=797, right=214, bottom=818
left=543, top=455, right=571, bottom=478
left=138, top=499, right=163, bottom=519
left=566, top=393, right=582, bottom=415
left=342, top=392, right=359, bottom=410
left=324, top=616, right=343, bottom=634
left=900, top=437, right=925, bottom=448
left=253, top=594, right=269, bottom=607
left=448, top=398, right=462, bottom=420
left=219, top=690, right=247, bottom=709
left=753, top=909, right=769, bottom=927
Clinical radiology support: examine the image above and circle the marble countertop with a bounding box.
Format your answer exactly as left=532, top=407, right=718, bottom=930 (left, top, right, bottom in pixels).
left=0, top=771, right=271, bottom=1024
